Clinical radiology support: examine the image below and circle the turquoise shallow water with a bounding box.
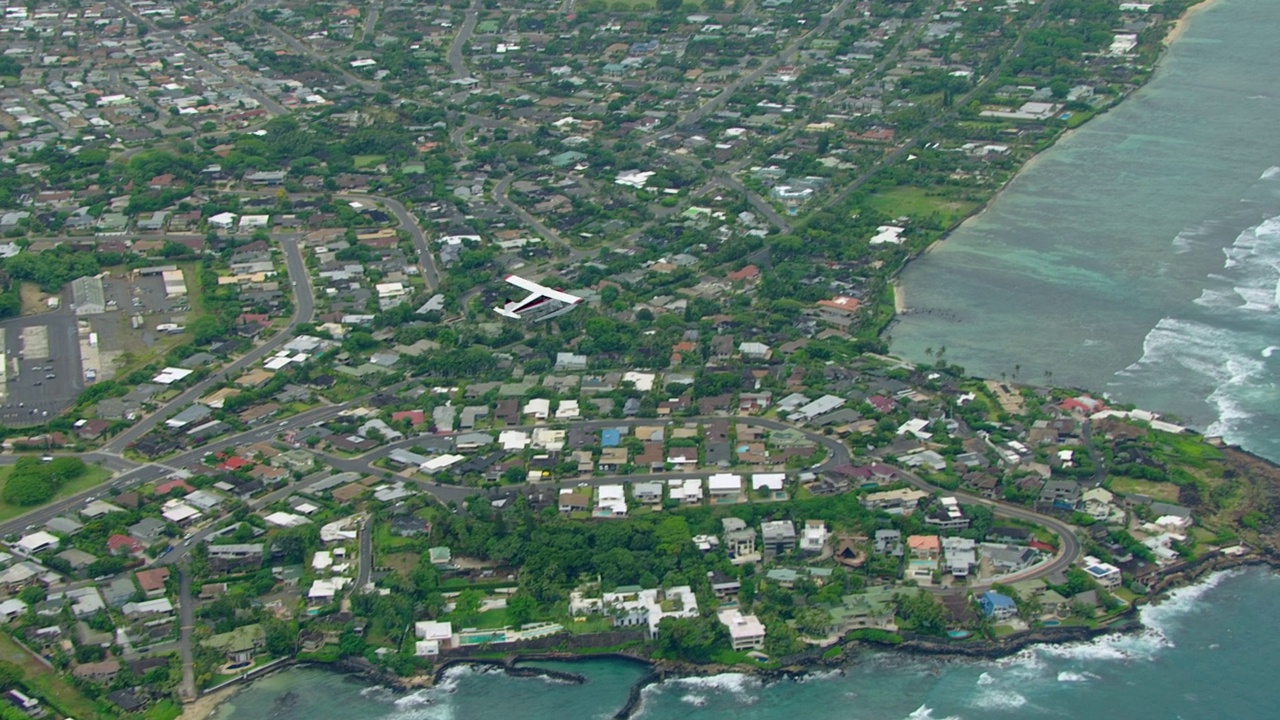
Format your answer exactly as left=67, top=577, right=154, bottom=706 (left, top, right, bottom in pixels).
left=891, top=0, right=1280, bottom=459
left=217, top=1, right=1280, bottom=717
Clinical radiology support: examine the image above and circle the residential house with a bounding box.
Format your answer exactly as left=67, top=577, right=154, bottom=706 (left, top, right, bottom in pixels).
left=761, top=520, right=797, bottom=558
left=722, top=518, right=757, bottom=560
left=979, top=591, right=1018, bottom=620
left=800, top=520, right=829, bottom=553
left=717, top=609, right=766, bottom=650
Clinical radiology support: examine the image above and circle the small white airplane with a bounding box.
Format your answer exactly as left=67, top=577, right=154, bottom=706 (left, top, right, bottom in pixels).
left=494, top=275, right=583, bottom=321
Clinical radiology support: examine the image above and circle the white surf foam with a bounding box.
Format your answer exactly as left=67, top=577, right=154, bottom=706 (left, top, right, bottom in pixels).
left=663, top=673, right=761, bottom=704
left=680, top=693, right=708, bottom=707
left=793, top=669, right=844, bottom=683
left=360, top=685, right=393, bottom=698
left=968, top=688, right=1027, bottom=711
left=976, top=671, right=996, bottom=686
left=1056, top=670, right=1099, bottom=683
left=1261, top=165, right=1280, bottom=180
left=1263, top=346, right=1280, bottom=357
left=905, top=705, right=962, bottom=720
left=390, top=688, right=455, bottom=720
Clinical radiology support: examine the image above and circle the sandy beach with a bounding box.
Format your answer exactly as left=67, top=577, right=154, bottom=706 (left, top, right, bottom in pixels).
left=176, top=685, right=243, bottom=720
left=1166, top=0, right=1220, bottom=44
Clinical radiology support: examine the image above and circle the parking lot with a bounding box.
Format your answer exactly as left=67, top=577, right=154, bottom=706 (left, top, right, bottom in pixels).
left=0, top=311, right=84, bottom=425
left=102, top=271, right=190, bottom=317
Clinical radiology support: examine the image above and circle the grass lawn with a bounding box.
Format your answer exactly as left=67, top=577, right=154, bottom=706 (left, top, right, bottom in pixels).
left=383, top=551, right=421, bottom=575
left=452, top=607, right=509, bottom=629
left=1113, top=587, right=1140, bottom=604
left=864, top=185, right=981, bottom=227
left=1108, top=476, right=1179, bottom=502
left=1151, top=430, right=1223, bottom=467
left=562, top=616, right=615, bottom=635
left=373, top=522, right=418, bottom=556
left=0, top=632, right=104, bottom=720
left=142, top=698, right=183, bottom=720
left=353, top=154, right=387, bottom=169
left=0, top=464, right=113, bottom=524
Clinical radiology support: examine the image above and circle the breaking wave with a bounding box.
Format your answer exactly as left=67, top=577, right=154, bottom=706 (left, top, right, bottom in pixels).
left=1117, top=212, right=1280, bottom=446
left=905, top=705, right=962, bottom=720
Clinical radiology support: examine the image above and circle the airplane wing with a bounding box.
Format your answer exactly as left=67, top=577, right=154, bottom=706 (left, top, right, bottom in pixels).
left=504, top=275, right=582, bottom=305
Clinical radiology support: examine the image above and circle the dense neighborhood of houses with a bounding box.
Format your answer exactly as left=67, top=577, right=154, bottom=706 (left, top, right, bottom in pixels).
left=0, top=0, right=1246, bottom=717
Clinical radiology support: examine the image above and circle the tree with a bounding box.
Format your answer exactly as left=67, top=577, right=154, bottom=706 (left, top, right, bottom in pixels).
left=2, top=473, right=53, bottom=506
left=452, top=589, right=485, bottom=627
left=505, top=593, right=537, bottom=627
left=264, top=619, right=299, bottom=656
left=897, top=590, right=947, bottom=636
left=338, top=631, right=366, bottom=658
left=655, top=616, right=728, bottom=663
left=0, top=660, right=22, bottom=690
left=794, top=607, right=833, bottom=638
left=272, top=524, right=320, bottom=564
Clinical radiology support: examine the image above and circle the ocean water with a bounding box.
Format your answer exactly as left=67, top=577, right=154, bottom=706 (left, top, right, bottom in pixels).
left=215, top=568, right=1279, bottom=720
left=889, top=0, right=1280, bottom=459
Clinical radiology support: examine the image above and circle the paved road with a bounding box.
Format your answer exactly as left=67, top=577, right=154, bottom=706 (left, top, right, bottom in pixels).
left=492, top=174, right=571, bottom=249
left=895, top=467, right=1082, bottom=589
left=0, top=398, right=1077, bottom=594
left=361, top=1, right=382, bottom=42
left=101, top=236, right=315, bottom=454
left=339, top=194, right=441, bottom=290
left=227, top=190, right=440, bottom=290
left=448, top=0, right=482, bottom=79
left=357, top=515, right=373, bottom=590
left=177, top=566, right=196, bottom=700
left=0, top=462, right=172, bottom=538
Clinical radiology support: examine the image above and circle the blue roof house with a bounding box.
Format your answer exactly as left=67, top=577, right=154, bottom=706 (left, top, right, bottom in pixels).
left=978, top=591, right=1017, bottom=620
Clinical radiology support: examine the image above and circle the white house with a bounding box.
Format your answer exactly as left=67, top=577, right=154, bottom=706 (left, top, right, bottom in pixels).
left=596, top=485, right=627, bottom=516
left=570, top=586, right=698, bottom=638
left=717, top=608, right=766, bottom=650
left=523, top=398, right=551, bottom=420
left=1081, top=556, right=1123, bottom=589
left=414, top=620, right=453, bottom=656
left=708, top=473, right=742, bottom=498
left=14, top=531, right=59, bottom=555
left=751, top=473, right=786, bottom=492
left=800, top=520, right=829, bottom=553
left=208, top=211, right=238, bottom=229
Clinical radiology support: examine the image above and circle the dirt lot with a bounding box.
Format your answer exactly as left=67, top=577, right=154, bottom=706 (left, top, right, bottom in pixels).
left=92, top=266, right=199, bottom=380
left=19, top=283, right=58, bottom=316
left=383, top=552, right=420, bottom=575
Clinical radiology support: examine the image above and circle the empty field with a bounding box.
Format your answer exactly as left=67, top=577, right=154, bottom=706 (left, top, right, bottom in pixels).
left=864, top=186, right=982, bottom=228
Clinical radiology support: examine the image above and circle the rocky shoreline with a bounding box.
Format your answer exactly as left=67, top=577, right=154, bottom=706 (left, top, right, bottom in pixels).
left=335, top=551, right=1274, bottom=720
left=183, top=545, right=1278, bottom=720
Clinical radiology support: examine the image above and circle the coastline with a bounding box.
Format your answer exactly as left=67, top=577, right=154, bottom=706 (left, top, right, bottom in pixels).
left=1166, top=0, right=1219, bottom=45
left=195, top=553, right=1276, bottom=720
left=896, top=0, right=1212, bottom=285
left=176, top=683, right=242, bottom=720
